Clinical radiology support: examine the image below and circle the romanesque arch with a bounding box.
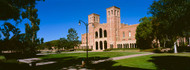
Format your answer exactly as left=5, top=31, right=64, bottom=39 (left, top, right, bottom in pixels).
left=104, top=30, right=107, bottom=37
left=96, top=41, right=98, bottom=50
left=95, top=31, right=98, bottom=38
left=100, top=41, right=103, bottom=50
left=104, top=41, right=107, bottom=49
left=99, top=28, right=102, bottom=38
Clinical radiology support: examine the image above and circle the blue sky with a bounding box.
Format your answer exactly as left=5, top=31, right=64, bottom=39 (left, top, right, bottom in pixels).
left=1, top=0, right=155, bottom=42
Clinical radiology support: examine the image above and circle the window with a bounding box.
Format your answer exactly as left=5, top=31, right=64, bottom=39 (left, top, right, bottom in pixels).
left=110, top=44, right=113, bottom=49
left=96, top=42, right=98, bottom=50
left=104, top=30, right=107, bottom=37
left=129, top=31, right=131, bottom=37
left=95, top=31, right=98, bottom=38
left=111, top=10, right=113, bottom=15
left=114, top=10, right=116, bottom=15
left=99, top=28, right=102, bottom=38
left=104, top=41, right=107, bottom=49
left=123, top=32, right=125, bottom=37
left=117, top=44, right=122, bottom=48
left=108, top=11, right=110, bottom=16
left=123, top=44, right=127, bottom=48
left=100, top=41, right=103, bottom=50
left=117, top=11, right=119, bottom=16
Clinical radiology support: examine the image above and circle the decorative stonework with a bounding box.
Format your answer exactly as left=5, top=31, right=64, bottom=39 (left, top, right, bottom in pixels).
left=79, top=6, right=138, bottom=51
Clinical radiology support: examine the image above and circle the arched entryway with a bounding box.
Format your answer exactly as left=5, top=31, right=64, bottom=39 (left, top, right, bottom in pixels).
left=96, top=41, right=98, bottom=50
left=104, top=30, right=107, bottom=37
left=95, top=31, right=98, bottom=38
left=99, top=28, right=102, bottom=38
left=100, top=41, right=103, bottom=50
left=104, top=41, right=107, bottom=49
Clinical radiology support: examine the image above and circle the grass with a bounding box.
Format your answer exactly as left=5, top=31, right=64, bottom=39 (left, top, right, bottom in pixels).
left=113, top=53, right=190, bottom=70
left=0, top=55, right=5, bottom=61
left=1, top=51, right=190, bottom=70
left=40, top=51, right=146, bottom=59
left=0, top=51, right=146, bottom=70
left=110, top=48, right=140, bottom=52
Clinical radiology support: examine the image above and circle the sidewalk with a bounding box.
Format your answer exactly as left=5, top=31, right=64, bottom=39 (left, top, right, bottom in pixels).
left=92, top=53, right=154, bottom=64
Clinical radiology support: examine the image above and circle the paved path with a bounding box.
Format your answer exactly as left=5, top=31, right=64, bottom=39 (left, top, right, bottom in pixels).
left=92, top=53, right=154, bottom=64
left=36, top=51, right=103, bottom=55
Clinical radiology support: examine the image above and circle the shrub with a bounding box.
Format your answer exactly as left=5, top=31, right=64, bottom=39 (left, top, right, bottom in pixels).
left=83, top=49, right=92, bottom=51
left=140, top=48, right=156, bottom=52
left=103, top=49, right=111, bottom=51
left=177, top=46, right=190, bottom=52
left=153, top=48, right=162, bottom=53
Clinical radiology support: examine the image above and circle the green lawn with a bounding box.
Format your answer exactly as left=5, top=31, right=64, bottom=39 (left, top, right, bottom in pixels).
left=40, top=51, right=146, bottom=59
left=0, top=51, right=146, bottom=70
left=0, top=55, right=5, bottom=60
left=1, top=51, right=190, bottom=70
left=113, top=53, right=190, bottom=70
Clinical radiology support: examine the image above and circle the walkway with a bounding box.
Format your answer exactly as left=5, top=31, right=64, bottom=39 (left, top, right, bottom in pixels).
left=92, top=53, right=154, bottom=64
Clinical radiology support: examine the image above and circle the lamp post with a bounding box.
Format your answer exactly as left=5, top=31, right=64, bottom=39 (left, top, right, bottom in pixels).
left=78, top=20, right=89, bottom=65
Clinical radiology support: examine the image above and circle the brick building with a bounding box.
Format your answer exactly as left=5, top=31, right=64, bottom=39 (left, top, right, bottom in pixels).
left=79, top=6, right=138, bottom=51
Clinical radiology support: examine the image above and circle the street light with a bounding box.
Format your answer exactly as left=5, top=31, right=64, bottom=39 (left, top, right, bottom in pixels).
left=78, top=20, right=89, bottom=65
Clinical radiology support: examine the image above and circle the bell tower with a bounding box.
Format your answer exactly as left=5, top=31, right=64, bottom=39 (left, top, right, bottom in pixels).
left=88, top=13, right=100, bottom=49
left=88, top=13, right=100, bottom=26
left=106, top=6, right=121, bottom=48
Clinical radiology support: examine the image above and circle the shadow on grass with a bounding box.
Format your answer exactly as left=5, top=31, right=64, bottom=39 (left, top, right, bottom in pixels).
left=2, top=53, right=44, bottom=59
left=149, top=56, right=190, bottom=70
left=0, top=56, right=148, bottom=70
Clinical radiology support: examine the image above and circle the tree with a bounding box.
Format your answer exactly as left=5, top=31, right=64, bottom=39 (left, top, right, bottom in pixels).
left=0, top=0, right=44, bottom=21
left=149, top=0, right=190, bottom=53
left=136, top=17, right=154, bottom=49
left=0, top=0, right=44, bottom=54
left=58, top=38, right=68, bottom=50
left=67, top=28, right=79, bottom=49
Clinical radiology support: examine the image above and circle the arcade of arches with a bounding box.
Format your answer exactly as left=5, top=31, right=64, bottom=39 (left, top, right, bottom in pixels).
left=79, top=6, right=138, bottom=51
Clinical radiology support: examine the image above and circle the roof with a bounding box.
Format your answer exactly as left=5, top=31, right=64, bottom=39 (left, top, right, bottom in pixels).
left=88, top=13, right=100, bottom=16
left=106, top=6, right=120, bottom=9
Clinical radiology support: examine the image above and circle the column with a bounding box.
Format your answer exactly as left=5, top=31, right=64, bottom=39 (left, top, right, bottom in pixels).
left=103, top=42, right=105, bottom=50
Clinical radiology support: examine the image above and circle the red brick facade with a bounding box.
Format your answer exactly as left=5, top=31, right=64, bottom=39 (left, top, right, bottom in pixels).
left=80, top=6, right=138, bottom=50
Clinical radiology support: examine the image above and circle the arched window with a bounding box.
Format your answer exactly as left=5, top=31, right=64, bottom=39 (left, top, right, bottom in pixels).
left=129, top=31, right=131, bottom=37
left=117, top=11, right=119, bottom=16
left=114, top=10, right=116, bottom=15
left=104, top=41, right=107, bottom=49
left=104, top=30, right=107, bottom=37
left=96, top=42, right=98, bottom=50
left=123, top=32, right=125, bottom=37
left=108, top=11, right=110, bottom=16
left=111, top=10, right=113, bottom=15
left=99, top=28, right=102, bottom=38
left=95, top=31, right=98, bottom=38
left=100, top=41, right=103, bottom=50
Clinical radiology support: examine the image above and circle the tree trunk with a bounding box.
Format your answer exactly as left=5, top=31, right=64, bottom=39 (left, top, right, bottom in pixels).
left=164, top=40, right=166, bottom=48
left=189, top=37, right=190, bottom=46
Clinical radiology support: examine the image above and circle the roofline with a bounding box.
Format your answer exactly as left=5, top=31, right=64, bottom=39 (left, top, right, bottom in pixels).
left=88, top=13, right=100, bottom=16
left=106, top=6, right=120, bottom=9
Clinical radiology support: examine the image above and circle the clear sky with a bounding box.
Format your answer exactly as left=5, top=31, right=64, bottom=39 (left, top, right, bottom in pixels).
left=1, top=0, right=155, bottom=42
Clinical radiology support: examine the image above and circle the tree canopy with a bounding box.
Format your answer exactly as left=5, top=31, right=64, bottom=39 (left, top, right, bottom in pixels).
left=0, top=0, right=44, bottom=54
left=136, top=17, right=154, bottom=49
left=149, top=0, right=190, bottom=40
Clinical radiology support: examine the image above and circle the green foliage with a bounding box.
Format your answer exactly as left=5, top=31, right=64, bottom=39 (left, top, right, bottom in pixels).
left=136, top=17, right=154, bottom=49
left=153, top=48, right=162, bottom=53
left=149, top=0, right=190, bottom=41
left=83, top=49, right=92, bottom=51
left=67, top=28, right=79, bottom=49
left=0, top=0, right=44, bottom=21
left=0, top=0, right=44, bottom=54
left=103, top=49, right=111, bottom=51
